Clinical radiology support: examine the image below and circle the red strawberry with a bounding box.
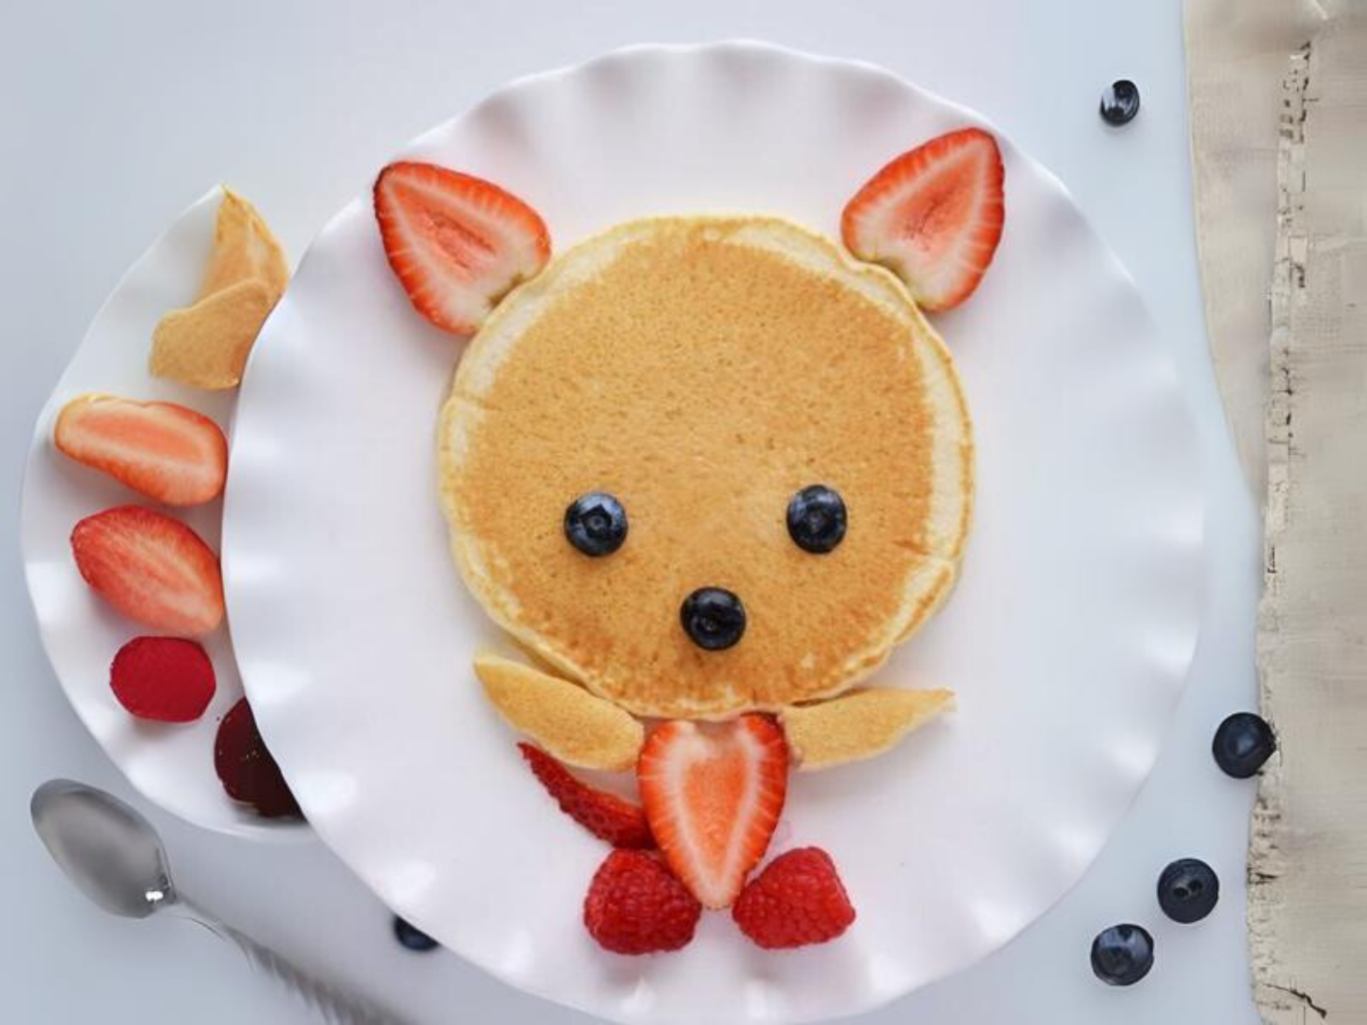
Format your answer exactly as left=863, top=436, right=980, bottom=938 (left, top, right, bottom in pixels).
left=71, top=506, right=224, bottom=636
left=841, top=127, right=1005, bottom=311
left=636, top=715, right=788, bottom=909
left=519, top=743, right=653, bottom=848
left=732, top=847, right=857, bottom=950
left=373, top=161, right=550, bottom=335
left=214, top=697, right=301, bottom=819
left=583, top=849, right=702, bottom=955
left=54, top=394, right=228, bottom=506
left=110, top=636, right=216, bottom=722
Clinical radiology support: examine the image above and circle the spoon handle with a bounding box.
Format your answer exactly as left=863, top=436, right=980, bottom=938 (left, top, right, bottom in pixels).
left=172, top=901, right=406, bottom=1025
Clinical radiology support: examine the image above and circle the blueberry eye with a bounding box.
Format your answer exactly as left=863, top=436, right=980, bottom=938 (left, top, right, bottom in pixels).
left=786, top=485, right=847, bottom=554
left=564, top=492, right=628, bottom=556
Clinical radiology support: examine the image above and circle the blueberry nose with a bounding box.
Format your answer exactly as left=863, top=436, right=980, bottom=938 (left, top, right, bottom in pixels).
left=680, top=587, right=746, bottom=651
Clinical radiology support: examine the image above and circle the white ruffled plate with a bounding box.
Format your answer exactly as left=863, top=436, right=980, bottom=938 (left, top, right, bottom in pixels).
left=20, top=187, right=306, bottom=840
left=223, top=42, right=1206, bottom=1023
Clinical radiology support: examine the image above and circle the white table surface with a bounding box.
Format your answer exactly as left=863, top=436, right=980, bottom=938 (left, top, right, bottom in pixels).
left=0, top=1, right=1262, bottom=1022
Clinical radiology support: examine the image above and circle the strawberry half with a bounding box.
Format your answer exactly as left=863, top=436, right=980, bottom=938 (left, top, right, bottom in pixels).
left=637, top=716, right=788, bottom=909
left=71, top=505, right=224, bottom=636
left=373, top=161, right=550, bottom=335
left=518, top=742, right=653, bottom=849
left=54, top=394, right=228, bottom=506
left=841, top=127, right=1005, bottom=311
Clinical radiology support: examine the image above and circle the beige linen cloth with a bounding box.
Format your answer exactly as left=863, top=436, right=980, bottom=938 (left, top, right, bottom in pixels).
left=1185, top=0, right=1367, bottom=1019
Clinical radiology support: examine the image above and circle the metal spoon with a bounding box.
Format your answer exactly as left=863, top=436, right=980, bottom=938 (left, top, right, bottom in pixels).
left=31, top=779, right=403, bottom=1025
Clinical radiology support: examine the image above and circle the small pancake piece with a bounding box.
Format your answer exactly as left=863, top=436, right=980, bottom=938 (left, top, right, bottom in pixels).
left=151, top=278, right=275, bottom=390
left=474, top=653, right=644, bottom=771
left=151, top=189, right=289, bottom=390
left=442, top=217, right=974, bottom=718
left=199, top=188, right=290, bottom=303
left=781, top=687, right=955, bottom=770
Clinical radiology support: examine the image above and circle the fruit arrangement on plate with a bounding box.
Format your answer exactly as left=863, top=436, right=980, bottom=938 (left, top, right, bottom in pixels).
left=23, top=44, right=1243, bottom=1023
left=370, top=128, right=1002, bottom=952
left=52, top=191, right=300, bottom=820
left=51, top=122, right=1006, bottom=950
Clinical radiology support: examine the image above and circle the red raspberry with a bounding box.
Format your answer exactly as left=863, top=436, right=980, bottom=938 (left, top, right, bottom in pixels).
left=583, top=850, right=702, bottom=955
left=519, top=743, right=653, bottom=848
left=110, top=636, right=216, bottom=722
left=732, top=847, right=856, bottom=949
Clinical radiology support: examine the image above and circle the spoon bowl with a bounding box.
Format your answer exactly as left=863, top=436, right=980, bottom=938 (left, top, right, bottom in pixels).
left=31, top=778, right=403, bottom=1023
left=30, top=779, right=175, bottom=919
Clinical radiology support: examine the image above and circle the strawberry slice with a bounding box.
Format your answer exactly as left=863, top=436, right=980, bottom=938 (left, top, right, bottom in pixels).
left=519, top=742, right=653, bottom=849
left=841, top=127, right=1005, bottom=311
left=70, top=506, right=224, bottom=636
left=373, top=161, right=550, bottom=335
left=637, top=715, right=788, bottom=909
left=54, top=394, right=228, bottom=506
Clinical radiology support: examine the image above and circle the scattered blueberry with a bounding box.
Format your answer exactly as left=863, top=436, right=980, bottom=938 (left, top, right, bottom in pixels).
left=1090, top=923, right=1154, bottom=986
left=1099, top=80, right=1141, bottom=126
left=1212, top=712, right=1277, bottom=778
left=1158, top=858, right=1220, bottom=924
left=393, top=915, right=439, bottom=952
left=786, top=485, right=848, bottom=554
left=680, top=587, right=746, bottom=650
left=564, top=492, right=628, bottom=557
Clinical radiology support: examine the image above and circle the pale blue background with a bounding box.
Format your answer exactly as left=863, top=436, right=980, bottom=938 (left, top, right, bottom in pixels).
left=0, top=1, right=1261, bottom=1021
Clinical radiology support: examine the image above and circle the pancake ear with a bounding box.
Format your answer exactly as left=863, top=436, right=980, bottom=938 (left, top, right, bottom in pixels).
left=473, top=652, right=643, bottom=772
left=779, top=687, right=954, bottom=770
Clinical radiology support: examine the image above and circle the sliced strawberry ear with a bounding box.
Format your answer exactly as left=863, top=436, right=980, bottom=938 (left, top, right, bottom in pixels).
left=373, top=161, right=551, bottom=335
left=841, top=127, right=1005, bottom=312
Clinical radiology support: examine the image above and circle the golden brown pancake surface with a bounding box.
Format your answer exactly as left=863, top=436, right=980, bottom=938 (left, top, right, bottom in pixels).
left=440, top=217, right=972, bottom=719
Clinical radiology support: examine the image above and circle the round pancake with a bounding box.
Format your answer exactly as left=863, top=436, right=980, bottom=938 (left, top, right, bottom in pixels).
left=439, top=217, right=973, bottom=719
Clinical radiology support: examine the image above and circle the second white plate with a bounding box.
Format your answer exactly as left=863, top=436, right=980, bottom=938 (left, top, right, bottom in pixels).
left=223, top=42, right=1205, bottom=1024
